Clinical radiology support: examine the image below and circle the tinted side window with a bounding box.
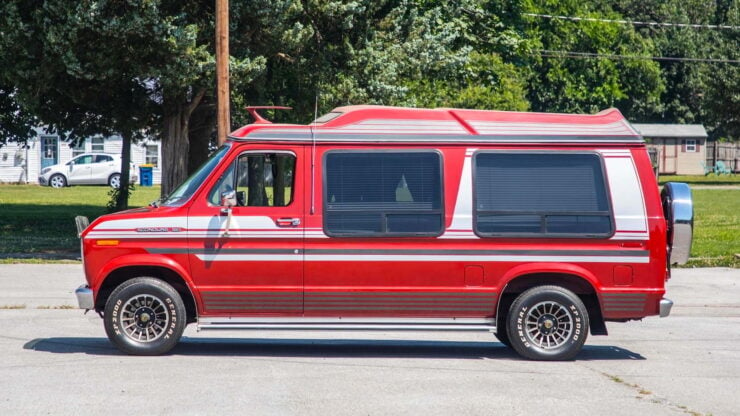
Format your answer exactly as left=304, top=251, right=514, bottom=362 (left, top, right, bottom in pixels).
left=324, top=151, right=443, bottom=236
left=474, top=152, right=612, bottom=237
left=95, top=155, right=113, bottom=163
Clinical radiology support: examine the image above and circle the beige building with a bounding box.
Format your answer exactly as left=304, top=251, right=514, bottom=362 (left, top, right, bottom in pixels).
left=632, top=124, right=708, bottom=175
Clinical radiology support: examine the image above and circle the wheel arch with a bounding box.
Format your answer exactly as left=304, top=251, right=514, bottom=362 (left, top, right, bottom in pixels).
left=95, top=263, right=198, bottom=324
left=496, top=264, right=607, bottom=336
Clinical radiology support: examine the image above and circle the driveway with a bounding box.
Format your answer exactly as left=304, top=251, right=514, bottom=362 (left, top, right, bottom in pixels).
left=0, top=265, right=738, bottom=415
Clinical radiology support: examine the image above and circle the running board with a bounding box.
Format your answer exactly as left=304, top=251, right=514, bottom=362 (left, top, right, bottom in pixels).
left=197, top=317, right=496, bottom=332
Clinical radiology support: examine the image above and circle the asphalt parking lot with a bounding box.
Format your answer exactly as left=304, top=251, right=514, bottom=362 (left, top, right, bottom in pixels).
left=0, top=265, right=738, bottom=415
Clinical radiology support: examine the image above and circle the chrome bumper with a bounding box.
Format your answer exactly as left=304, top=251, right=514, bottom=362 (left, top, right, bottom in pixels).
left=660, top=298, right=673, bottom=317
left=75, top=285, right=94, bottom=310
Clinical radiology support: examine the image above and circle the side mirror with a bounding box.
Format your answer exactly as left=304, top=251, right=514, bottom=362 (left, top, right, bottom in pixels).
left=220, top=190, right=236, bottom=238
left=221, top=190, right=237, bottom=208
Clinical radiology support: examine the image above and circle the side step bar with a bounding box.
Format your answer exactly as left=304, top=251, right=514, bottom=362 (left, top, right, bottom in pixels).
left=198, top=317, right=496, bottom=332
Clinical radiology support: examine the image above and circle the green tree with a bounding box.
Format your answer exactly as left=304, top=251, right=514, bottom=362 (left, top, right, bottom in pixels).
left=0, top=87, right=36, bottom=146
left=521, top=0, right=665, bottom=116
left=0, top=0, right=161, bottom=209
left=613, top=0, right=739, bottom=139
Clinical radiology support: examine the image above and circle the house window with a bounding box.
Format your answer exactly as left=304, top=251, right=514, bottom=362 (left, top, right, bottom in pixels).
left=473, top=152, right=612, bottom=237
left=323, top=151, right=443, bottom=237
left=145, top=144, right=159, bottom=167
left=685, top=139, right=697, bottom=152
left=91, top=137, right=104, bottom=153
left=71, top=140, right=85, bottom=157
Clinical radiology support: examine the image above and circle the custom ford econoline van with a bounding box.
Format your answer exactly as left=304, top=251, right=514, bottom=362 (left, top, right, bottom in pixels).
left=74, top=105, right=693, bottom=360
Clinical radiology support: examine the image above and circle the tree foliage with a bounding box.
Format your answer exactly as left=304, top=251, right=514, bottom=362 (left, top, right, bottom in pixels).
left=0, top=0, right=737, bottom=206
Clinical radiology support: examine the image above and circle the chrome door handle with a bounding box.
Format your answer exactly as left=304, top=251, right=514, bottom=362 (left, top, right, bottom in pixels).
left=276, top=218, right=301, bottom=227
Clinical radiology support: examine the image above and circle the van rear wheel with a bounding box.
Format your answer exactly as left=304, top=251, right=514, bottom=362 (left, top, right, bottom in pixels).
left=104, top=277, right=186, bottom=355
left=507, top=286, right=588, bottom=361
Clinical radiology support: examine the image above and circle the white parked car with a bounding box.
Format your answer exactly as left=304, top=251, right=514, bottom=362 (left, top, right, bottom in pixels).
left=38, top=153, right=137, bottom=189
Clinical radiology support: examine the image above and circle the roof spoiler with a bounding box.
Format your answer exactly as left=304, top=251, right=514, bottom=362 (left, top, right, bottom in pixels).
left=245, top=106, right=292, bottom=124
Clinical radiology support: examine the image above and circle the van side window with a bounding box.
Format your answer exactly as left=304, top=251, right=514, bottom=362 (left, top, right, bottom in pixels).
left=473, top=152, right=612, bottom=237
left=324, top=151, right=443, bottom=236
left=208, top=152, right=295, bottom=207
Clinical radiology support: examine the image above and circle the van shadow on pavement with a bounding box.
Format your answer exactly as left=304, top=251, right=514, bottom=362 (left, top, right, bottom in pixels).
left=23, top=337, right=645, bottom=361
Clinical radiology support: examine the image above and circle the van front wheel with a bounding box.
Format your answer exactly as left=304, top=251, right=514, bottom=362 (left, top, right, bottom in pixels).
left=507, top=286, right=588, bottom=361
left=104, top=277, right=186, bottom=355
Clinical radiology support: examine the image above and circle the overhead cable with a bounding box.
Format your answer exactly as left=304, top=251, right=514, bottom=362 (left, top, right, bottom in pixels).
left=524, top=13, right=739, bottom=30
left=533, top=49, right=740, bottom=64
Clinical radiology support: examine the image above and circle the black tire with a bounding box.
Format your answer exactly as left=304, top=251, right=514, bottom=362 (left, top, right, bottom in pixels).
left=108, top=173, right=121, bottom=189
left=104, top=277, right=186, bottom=355
left=507, top=286, right=588, bottom=361
left=49, top=174, right=66, bottom=188
left=494, top=323, right=511, bottom=347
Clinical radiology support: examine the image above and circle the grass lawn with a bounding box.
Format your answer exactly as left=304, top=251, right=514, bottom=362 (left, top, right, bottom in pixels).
left=0, top=185, right=160, bottom=256
left=659, top=174, right=740, bottom=185
left=0, top=184, right=737, bottom=267
left=682, top=189, right=739, bottom=268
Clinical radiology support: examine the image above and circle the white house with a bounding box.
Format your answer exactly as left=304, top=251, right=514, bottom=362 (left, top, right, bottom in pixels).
left=0, top=130, right=161, bottom=185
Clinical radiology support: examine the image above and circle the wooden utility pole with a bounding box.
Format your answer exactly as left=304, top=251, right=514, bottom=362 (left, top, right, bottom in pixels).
left=216, top=0, right=230, bottom=146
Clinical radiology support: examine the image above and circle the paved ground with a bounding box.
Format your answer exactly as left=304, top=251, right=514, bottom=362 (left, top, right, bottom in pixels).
left=0, top=265, right=738, bottom=415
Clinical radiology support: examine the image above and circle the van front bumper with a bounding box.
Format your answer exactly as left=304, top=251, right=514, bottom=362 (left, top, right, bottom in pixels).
left=75, top=285, right=94, bottom=310
left=659, top=298, right=673, bottom=317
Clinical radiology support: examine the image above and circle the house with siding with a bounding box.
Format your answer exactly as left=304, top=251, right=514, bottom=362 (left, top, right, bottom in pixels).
left=0, top=129, right=161, bottom=185
left=632, top=123, right=708, bottom=175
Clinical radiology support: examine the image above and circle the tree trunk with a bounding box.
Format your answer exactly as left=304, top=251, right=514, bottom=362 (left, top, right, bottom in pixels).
left=161, top=89, right=206, bottom=198
left=115, top=130, right=132, bottom=211
left=273, top=155, right=288, bottom=206
left=161, top=104, right=190, bottom=198
left=247, top=155, right=267, bottom=206
left=188, top=98, right=216, bottom=174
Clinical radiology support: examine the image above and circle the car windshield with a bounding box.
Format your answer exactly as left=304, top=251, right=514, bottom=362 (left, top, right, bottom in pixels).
left=160, top=144, right=231, bottom=206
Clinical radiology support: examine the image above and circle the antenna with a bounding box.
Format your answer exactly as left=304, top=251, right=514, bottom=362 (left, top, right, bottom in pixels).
left=310, top=95, right=319, bottom=215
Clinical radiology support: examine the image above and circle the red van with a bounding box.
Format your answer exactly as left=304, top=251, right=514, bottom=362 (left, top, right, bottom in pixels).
left=74, top=105, right=693, bottom=360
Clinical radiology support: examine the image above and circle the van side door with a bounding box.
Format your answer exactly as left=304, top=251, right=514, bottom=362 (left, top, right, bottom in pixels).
left=187, top=146, right=305, bottom=316
left=304, top=148, right=497, bottom=319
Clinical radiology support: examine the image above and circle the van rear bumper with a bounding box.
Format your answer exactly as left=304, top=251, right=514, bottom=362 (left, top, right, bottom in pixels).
left=659, top=298, right=673, bottom=317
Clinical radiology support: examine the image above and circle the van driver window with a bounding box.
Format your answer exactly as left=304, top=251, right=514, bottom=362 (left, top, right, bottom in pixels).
left=209, top=153, right=295, bottom=207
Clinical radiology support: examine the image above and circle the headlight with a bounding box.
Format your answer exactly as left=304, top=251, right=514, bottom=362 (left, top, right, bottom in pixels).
left=41, top=167, right=51, bottom=175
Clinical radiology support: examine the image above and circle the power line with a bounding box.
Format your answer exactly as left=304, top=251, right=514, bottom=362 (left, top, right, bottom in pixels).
left=524, top=13, right=739, bottom=30
left=534, top=49, right=740, bottom=64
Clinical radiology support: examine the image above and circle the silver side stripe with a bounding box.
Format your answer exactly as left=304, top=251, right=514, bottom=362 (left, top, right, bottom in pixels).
left=240, top=132, right=644, bottom=143
left=185, top=248, right=649, bottom=263
left=151, top=248, right=648, bottom=256
left=194, top=254, right=649, bottom=263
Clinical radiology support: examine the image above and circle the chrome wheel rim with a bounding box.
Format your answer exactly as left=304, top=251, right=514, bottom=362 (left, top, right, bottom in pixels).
left=110, top=175, right=120, bottom=188
left=120, top=295, right=169, bottom=342
left=50, top=176, right=64, bottom=188
left=524, top=301, right=574, bottom=349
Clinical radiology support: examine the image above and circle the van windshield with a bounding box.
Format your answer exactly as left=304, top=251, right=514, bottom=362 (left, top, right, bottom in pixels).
left=160, top=144, right=231, bottom=207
